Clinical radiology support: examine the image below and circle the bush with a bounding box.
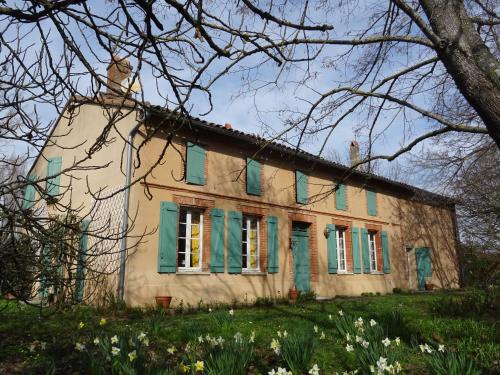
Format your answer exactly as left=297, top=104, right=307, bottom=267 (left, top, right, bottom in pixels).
left=203, top=335, right=254, bottom=375
left=280, top=330, right=317, bottom=374
left=430, top=288, right=498, bottom=317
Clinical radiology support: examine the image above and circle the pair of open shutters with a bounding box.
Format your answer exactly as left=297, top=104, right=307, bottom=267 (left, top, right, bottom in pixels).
left=158, top=202, right=279, bottom=274
left=326, top=224, right=390, bottom=274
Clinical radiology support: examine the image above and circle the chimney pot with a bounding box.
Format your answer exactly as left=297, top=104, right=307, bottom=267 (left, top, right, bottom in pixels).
left=349, top=140, right=360, bottom=167
left=224, top=123, right=232, bottom=129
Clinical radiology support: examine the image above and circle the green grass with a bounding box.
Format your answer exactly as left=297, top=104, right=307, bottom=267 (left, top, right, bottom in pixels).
left=0, top=292, right=498, bottom=374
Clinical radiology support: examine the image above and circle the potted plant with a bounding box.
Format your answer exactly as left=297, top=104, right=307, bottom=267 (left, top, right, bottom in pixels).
left=155, top=296, right=172, bottom=308
left=288, top=285, right=299, bottom=300
left=424, top=278, right=434, bottom=291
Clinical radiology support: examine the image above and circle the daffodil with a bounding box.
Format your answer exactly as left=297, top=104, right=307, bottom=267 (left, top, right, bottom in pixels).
left=382, top=337, right=391, bottom=347
left=346, top=344, right=354, bottom=352
left=40, top=342, right=47, bottom=350
left=208, top=308, right=212, bottom=312
left=361, top=340, right=369, bottom=348
left=180, top=363, right=190, bottom=373
left=271, top=338, right=281, bottom=354
left=75, top=342, right=86, bottom=352
left=111, top=346, right=120, bottom=356
left=338, top=310, right=344, bottom=316
left=283, top=330, right=288, bottom=338
left=313, top=325, right=318, bottom=333
left=99, top=318, right=107, bottom=326
left=369, top=365, right=375, bottom=373
left=128, top=350, right=137, bottom=362
left=355, top=335, right=363, bottom=343
left=328, top=314, right=332, bottom=320
left=346, top=333, right=351, bottom=341
left=438, top=344, right=445, bottom=352
left=369, top=319, right=377, bottom=327
left=78, top=321, right=85, bottom=330
left=194, top=360, right=204, bottom=372
left=394, top=361, right=402, bottom=373
left=198, top=335, right=204, bottom=343
left=320, top=331, right=325, bottom=340
left=376, top=357, right=387, bottom=372
left=395, top=337, right=401, bottom=346
left=277, top=330, right=282, bottom=338
left=234, top=332, right=243, bottom=343
left=167, top=345, right=177, bottom=354
left=229, top=309, right=234, bottom=316
left=308, top=364, right=320, bottom=375
left=93, top=338, right=100, bottom=346
left=111, top=335, right=119, bottom=344
left=249, top=331, right=256, bottom=343
left=137, top=332, right=147, bottom=342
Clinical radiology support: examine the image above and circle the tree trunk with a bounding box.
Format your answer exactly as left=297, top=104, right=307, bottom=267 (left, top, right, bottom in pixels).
left=419, top=0, right=500, bottom=149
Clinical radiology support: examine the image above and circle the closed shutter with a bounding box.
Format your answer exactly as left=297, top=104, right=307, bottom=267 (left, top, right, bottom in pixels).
left=366, top=189, right=377, bottom=216
left=327, top=224, right=337, bottom=273
left=227, top=211, right=242, bottom=273
left=246, top=158, right=261, bottom=196
left=186, top=142, right=206, bottom=185
left=210, top=208, right=225, bottom=272
left=335, top=183, right=347, bottom=210
left=22, top=175, right=37, bottom=209
left=46, top=157, right=62, bottom=197
left=351, top=227, right=361, bottom=274
left=296, top=170, right=308, bottom=204
left=381, top=230, right=391, bottom=273
left=267, top=216, right=279, bottom=273
left=158, top=202, right=178, bottom=273
left=361, top=228, right=370, bottom=273
left=75, top=220, right=90, bottom=302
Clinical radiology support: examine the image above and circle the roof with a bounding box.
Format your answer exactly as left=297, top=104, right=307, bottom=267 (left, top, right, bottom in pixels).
left=148, top=105, right=456, bottom=208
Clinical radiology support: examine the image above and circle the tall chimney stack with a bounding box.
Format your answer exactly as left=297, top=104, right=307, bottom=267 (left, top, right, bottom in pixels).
left=349, top=140, right=360, bottom=167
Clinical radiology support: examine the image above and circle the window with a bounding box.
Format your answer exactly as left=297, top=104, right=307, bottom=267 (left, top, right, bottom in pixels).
left=246, top=158, right=261, bottom=196
left=241, top=215, right=260, bottom=271
left=296, top=170, right=308, bottom=204
left=186, top=142, right=206, bottom=185
left=177, top=208, right=203, bottom=271
left=368, top=232, right=377, bottom=271
left=336, top=228, right=347, bottom=272
left=366, top=189, right=377, bottom=216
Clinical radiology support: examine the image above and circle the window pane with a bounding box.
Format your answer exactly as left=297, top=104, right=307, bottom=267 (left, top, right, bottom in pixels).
left=178, top=222, right=186, bottom=238
left=179, top=209, right=187, bottom=223
left=178, top=236, right=186, bottom=267
left=191, top=238, right=200, bottom=267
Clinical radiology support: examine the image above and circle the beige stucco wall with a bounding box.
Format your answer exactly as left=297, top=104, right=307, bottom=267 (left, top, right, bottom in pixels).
left=31, top=102, right=459, bottom=306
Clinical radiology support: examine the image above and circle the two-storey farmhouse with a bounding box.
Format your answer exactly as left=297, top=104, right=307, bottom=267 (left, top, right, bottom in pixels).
left=25, top=92, right=459, bottom=307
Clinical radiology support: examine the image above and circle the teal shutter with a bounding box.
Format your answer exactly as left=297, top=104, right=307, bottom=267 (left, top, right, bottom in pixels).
left=295, top=170, right=308, bottom=204
left=267, top=216, right=279, bottom=273
left=351, top=227, right=361, bottom=273
left=381, top=230, right=390, bottom=273
left=210, top=208, right=225, bottom=272
left=22, top=175, right=37, bottom=209
left=366, top=189, right=377, bottom=216
left=186, top=142, right=206, bottom=185
left=361, top=228, right=370, bottom=273
left=327, top=224, right=337, bottom=273
left=335, top=183, right=347, bottom=211
left=246, top=158, right=261, bottom=196
left=46, top=157, right=62, bottom=197
left=227, top=211, right=242, bottom=273
left=75, top=220, right=90, bottom=302
left=158, top=202, right=178, bottom=273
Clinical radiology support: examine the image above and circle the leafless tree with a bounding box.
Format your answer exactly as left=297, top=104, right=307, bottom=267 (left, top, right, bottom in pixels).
left=0, top=0, right=498, bottom=305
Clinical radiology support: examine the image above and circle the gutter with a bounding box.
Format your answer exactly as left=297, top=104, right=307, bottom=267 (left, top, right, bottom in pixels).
left=117, top=107, right=149, bottom=301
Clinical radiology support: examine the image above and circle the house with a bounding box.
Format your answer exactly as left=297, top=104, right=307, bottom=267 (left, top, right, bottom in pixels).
left=25, top=86, right=460, bottom=307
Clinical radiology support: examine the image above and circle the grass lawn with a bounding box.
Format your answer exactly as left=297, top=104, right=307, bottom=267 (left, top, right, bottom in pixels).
left=0, top=291, right=498, bottom=374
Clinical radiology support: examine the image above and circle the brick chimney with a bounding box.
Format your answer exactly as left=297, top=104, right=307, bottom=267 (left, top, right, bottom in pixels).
left=349, top=140, right=360, bottom=167
left=224, top=123, right=232, bottom=130
left=106, top=55, right=132, bottom=94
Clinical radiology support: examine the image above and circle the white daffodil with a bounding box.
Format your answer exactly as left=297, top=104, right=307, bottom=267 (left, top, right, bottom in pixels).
left=277, top=330, right=282, bottom=338
left=382, top=337, right=391, bottom=347
left=40, top=342, right=47, bottom=350
left=234, top=332, right=243, bottom=343
left=369, top=365, right=375, bottom=373
left=283, top=330, right=288, bottom=338
left=355, top=335, right=363, bottom=343
left=376, top=357, right=387, bottom=372
left=313, top=325, right=318, bottom=333
left=75, top=342, right=86, bottom=352
left=198, top=335, right=204, bottom=343
left=329, top=314, right=333, bottom=320
left=419, top=344, right=425, bottom=352
left=320, top=331, right=326, bottom=340
left=354, top=317, right=364, bottom=328
left=271, top=338, right=281, bottom=355
left=369, top=319, right=377, bottom=327
left=394, top=361, right=402, bottom=373
left=346, top=344, right=354, bottom=352
left=338, top=310, right=344, bottom=316
left=268, top=370, right=277, bottom=375
left=424, top=343, right=433, bottom=353
left=249, top=331, right=256, bottom=343
left=128, top=350, right=137, bottom=362
left=308, top=364, right=320, bottom=375
left=93, top=338, right=100, bottom=346
left=142, top=338, right=149, bottom=347
left=137, top=332, right=147, bottom=342
left=346, top=333, right=352, bottom=341
left=438, top=344, right=445, bottom=352
left=361, top=340, right=370, bottom=348
left=111, top=346, right=120, bottom=356
left=208, top=308, right=212, bottom=312
left=229, top=309, right=234, bottom=316
left=110, top=335, right=119, bottom=344
left=395, top=337, right=401, bottom=346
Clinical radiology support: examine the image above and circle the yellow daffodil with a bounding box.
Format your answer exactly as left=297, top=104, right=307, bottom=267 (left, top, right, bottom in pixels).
left=180, top=363, right=190, bottom=373
left=167, top=345, right=177, bottom=354
left=78, top=322, right=85, bottom=330
left=128, top=350, right=137, bottom=362
left=111, top=335, right=119, bottom=344
left=99, top=318, right=107, bottom=326
left=194, top=360, right=204, bottom=372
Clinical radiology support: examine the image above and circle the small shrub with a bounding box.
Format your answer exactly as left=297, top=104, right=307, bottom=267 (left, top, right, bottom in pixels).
left=280, top=331, right=316, bottom=374
left=204, top=335, right=254, bottom=375
left=430, top=288, right=498, bottom=317
left=296, top=291, right=316, bottom=304
left=425, top=351, right=482, bottom=375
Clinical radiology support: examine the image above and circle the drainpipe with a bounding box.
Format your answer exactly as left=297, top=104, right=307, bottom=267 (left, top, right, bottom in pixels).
left=117, top=107, right=149, bottom=301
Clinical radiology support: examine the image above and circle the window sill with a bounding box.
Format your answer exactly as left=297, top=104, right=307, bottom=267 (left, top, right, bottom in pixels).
left=367, top=271, right=384, bottom=275
left=336, top=271, right=354, bottom=275
left=241, top=271, right=267, bottom=276
left=176, top=271, right=211, bottom=275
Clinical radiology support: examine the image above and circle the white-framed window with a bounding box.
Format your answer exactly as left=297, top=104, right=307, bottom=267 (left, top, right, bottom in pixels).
left=242, top=215, right=260, bottom=272
left=177, top=207, right=203, bottom=271
left=368, top=232, right=377, bottom=272
left=336, top=228, right=347, bottom=272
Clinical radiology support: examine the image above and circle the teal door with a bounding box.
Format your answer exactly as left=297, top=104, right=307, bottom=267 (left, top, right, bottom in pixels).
left=415, top=247, right=432, bottom=290
left=292, top=223, right=310, bottom=293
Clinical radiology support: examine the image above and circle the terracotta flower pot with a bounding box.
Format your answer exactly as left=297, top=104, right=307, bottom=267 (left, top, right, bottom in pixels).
left=425, top=283, right=434, bottom=291
left=155, top=296, right=172, bottom=308
left=289, top=288, right=299, bottom=300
